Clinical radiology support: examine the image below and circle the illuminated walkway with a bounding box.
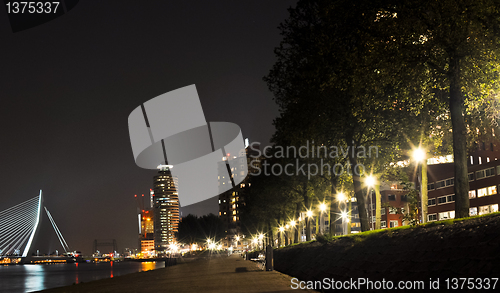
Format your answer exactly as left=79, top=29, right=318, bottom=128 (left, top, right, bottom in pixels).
left=41, top=253, right=316, bottom=292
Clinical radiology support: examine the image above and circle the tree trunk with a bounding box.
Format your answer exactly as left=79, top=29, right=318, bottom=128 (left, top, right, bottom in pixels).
left=315, top=213, right=319, bottom=235
left=329, top=176, right=340, bottom=235
left=294, top=202, right=300, bottom=243
left=349, top=155, right=370, bottom=231
left=421, top=158, right=428, bottom=223
left=304, top=192, right=311, bottom=241
left=449, top=56, right=470, bottom=218
left=375, top=182, right=381, bottom=229
left=267, top=221, right=273, bottom=247
left=302, top=180, right=312, bottom=241
left=347, top=197, right=352, bottom=234
left=277, top=216, right=282, bottom=247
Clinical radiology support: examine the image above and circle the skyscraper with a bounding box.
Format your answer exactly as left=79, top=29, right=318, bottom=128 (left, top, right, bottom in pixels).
left=218, top=143, right=261, bottom=242
left=153, top=165, right=179, bottom=254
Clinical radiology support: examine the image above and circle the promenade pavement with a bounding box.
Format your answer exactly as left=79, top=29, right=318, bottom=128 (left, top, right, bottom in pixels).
left=41, top=253, right=316, bottom=293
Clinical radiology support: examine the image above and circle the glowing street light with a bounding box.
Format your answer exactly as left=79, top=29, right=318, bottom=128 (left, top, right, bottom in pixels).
left=319, top=203, right=327, bottom=234
left=365, top=175, right=376, bottom=187
left=413, top=147, right=426, bottom=163
left=413, top=146, right=428, bottom=223
left=337, top=192, right=346, bottom=202
left=290, top=220, right=296, bottom=227
left=279, top=226, right=285, bottom=233
left=306, top=210, right=313, bottom=218
left=235, top=235, right=240, bottom=242
left=365, top=174, right=381, bottom=230
left=258, top=233, right=264, bottom=240
left=341, top=211, right=349, bottom=221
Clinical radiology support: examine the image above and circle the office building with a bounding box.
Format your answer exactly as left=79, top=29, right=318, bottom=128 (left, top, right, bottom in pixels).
left=153, top=165, right=179, bottom=254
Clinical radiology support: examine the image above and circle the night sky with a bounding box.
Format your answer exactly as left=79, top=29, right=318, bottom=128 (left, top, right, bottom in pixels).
left=0, top=1, right=296, bottom=255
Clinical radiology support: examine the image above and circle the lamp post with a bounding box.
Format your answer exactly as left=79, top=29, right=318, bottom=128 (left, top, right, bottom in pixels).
left=340, top=211, right=349, bottom=235
left=235, top=235, right=240, bottom=250
left=278, top=227, right=284, bottom=247
left=366, top=175, right=381, bottom=230
left=413, top=147, right=428, bottom=224
left=289, top=220, right=296, bottom=245
left=337, top=192, right=351, bottom=235
left=319, top=203, right=327, bottom=234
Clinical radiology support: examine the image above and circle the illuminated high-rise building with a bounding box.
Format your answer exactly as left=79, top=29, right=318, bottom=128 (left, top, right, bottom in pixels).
left=218, top=142, right=261, bottom=240
left=153, top=165, right=179, bottom=254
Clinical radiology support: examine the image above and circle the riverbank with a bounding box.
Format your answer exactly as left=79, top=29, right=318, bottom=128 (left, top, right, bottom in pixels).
left=40, top=253, right=315, bottom=293
left=273, top=213, right=500, bottom=291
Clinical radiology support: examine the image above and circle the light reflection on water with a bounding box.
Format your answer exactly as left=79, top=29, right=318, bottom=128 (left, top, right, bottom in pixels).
left=0, top=261, right=165, bottom=292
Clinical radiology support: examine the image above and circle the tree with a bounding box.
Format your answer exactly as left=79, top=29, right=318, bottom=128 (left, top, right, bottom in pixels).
left=265, top=0, right=412, bottom=231
left=380, top=0, right=500, bottom=218
left=176, top=214, right=225, bottom=245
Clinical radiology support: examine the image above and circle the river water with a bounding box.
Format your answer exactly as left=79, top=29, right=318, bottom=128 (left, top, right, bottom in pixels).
left=0, top=261, right=165, bottom=292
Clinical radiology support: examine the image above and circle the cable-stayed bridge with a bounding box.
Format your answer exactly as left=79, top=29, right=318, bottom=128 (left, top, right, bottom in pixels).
left=0, top=190, right=71, bottom=262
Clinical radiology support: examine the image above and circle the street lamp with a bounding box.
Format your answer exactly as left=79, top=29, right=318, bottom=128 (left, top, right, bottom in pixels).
left=365, top=175, right=376, bottom=188
left=258, top=233, right=264, bottom=250
left=278, top=226, right=285, bottom=247
left=319, top=203, right=327, bottom=234
left=337, top=192, right=346, bottom=202
left=340, top=211, right=349, bottom=235
left=413, top=147, right=428, bottom=224
left=365, top=174, right=381, bottom=230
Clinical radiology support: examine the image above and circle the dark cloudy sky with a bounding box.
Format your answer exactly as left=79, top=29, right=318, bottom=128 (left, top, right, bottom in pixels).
left=0, top=1, right=296, bottom=255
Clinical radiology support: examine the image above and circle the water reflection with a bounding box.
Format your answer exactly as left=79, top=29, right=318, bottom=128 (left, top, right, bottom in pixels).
left=23, top=264, right=45, bottom=292
left=142, top=261, right=157, bottom=272
left=75, top=262, right=79, bottom=284
left=0, top=261, right=165, bottom=293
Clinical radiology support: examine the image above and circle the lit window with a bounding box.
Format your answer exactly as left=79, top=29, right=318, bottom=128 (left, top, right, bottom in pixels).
left=381, top=221, right=387, bottom=228
left=470, top=207, right=477, bottom=216
left=438, top=211, right=455, bottom=220
left=389, top=220, right=398, bottom=228
left=469, top=190, right=476, bottom=199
